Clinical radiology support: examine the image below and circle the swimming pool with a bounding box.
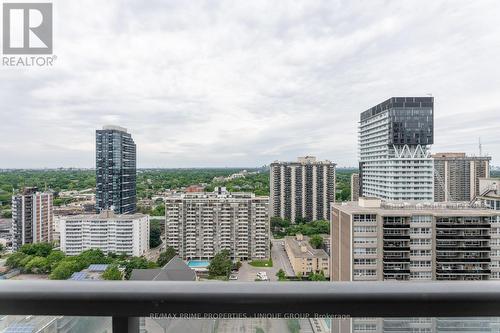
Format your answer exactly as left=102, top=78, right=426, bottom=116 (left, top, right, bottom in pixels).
left=187, top=260, right=210, bottom=268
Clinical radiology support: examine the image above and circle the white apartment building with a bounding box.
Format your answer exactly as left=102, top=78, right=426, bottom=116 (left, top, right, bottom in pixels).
left=359, top=97, right=434, bottom=201
left=165, top=188, right=269, bottom=261
left=59, top=210, right=149, bottom=257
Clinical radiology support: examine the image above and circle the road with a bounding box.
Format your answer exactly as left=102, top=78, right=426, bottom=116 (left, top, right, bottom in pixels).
left=234, top=239, right=295, bottom=282
left=271, top=239, right=295, bottom=277
left=144, top=241, right=165, bottom=262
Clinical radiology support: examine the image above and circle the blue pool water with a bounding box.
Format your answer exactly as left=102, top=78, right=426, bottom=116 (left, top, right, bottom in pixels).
left=187, top=260, right=210, bottom=268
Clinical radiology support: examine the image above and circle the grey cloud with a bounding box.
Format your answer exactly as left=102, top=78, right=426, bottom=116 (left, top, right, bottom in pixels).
left=0, top=0, right=498, bottom=168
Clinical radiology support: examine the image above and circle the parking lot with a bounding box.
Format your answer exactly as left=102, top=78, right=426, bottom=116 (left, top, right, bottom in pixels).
left=232, top=239, right=295, bottom=282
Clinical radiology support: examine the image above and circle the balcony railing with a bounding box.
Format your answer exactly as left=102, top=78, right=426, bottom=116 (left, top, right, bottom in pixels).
left=2, top=281, right=500, bottom=332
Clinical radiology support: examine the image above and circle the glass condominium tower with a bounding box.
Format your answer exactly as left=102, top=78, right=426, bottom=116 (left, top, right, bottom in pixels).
left=359, top=97, right=434, bottom=201
left=96, top=125, right=137, bottom=214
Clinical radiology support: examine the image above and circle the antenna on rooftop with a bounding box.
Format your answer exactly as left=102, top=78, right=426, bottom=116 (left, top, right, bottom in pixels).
left=479, top=137, right=482, bottom=157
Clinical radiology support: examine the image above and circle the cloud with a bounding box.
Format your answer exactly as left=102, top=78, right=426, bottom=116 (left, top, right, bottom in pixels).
left=0, top=0, right=499, bottom=168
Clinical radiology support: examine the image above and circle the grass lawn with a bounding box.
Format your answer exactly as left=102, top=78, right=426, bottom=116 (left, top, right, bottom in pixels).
left=249, top=259, right=273, bottom=267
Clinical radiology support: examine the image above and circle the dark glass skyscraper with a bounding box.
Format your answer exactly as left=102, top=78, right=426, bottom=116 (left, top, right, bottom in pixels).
left=96, top=125, right=136, bottom=214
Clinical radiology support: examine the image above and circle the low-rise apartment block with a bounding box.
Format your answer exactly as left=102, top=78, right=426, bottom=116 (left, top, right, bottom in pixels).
left=331, top=197, right=500, bottom=281
left=284, top=234, right=329, bottom=278
left=59, top=210, right=149, bottom=256
left=165, top=188, right=269, bottom=261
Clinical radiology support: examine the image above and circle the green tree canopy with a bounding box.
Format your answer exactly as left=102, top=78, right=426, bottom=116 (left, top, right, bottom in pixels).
left=102, top=264, right=123, bottom=280
left=309, top=235, right=324, bottom=249
left=208, top=250, right=232, bottom=278
left=309, top=271, right=327, bottom=281
left=19, top=242, right=53, bottom=257
left=276, top=269, right=286, bottom=281
left=157, top=246, right=176, bottom=267
left=122, top=257, right=158, bottom=279
left=49, top=258, right=81, bottom=280
left=46, top=250, right=65, bottom=269
left=77, top=249, right=111, bottom=267
left=150, top=220, right=162, bottom=248
left=6, top=251, right=28, bottom=268
left=25, top=256, right=50, bottom=274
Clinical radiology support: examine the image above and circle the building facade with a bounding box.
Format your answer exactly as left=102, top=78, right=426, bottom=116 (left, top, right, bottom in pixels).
left=270, top=156, right=335, bottom=223
left=331, top=198, right=500, bottom=282
left=433, top=153, right=491, bottom=202
left=478, top=178, right=500, bottom=210
left=11, top=187, right=53, bottom=251
left=359, top=97, right=434, bottom=201
left=59, top=210, right=149, bottom=256
left=284, top=234, right=329, bottom=278
left=351, top=173, right=360, bottom=202
left=96, top=125, right=136, bottom=214
left=165, top=188, right=269, bottom=261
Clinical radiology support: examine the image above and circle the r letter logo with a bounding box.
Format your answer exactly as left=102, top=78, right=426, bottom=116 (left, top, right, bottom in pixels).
left=3, top=3, right=53, bottom=54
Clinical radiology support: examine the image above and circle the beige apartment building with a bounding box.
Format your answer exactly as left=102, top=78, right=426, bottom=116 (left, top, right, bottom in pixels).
left=11, top=187, right=53, bottom=251
left=284, top=234, right=329, bottom=278
left=433, top=152, right=491, bottom=202
left=331, top=197, right=500, bottom=281
left=165, top=188, right=269, bottom=261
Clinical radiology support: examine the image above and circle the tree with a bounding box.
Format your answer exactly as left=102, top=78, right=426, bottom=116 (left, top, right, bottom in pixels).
left=0, top=243, right=5, bottom=255
left=309, top=235, right=324, bottom=249
left=102, top=264, right=123, bottom=280
left=276, top=269, right=286, bottom=281
left=122, top=257, right=158, bottom=280
left=25, top=256, right=50, bottom=274
left=150, top=221, right=162, bottom=248
left=47, top=250, right=66, bottom=269
left=208, top=250, right=232, bottom=278
left=50, top=259, right=81, bottom=280
left=309, top=271, right=327, bottom=281
left=157, top=246, right=176, bottom=267
left=151, top=205, right=165, bottom=216
left=233, top=261, right=242, bottom=271
left=6, top=251, right=28, bottom=268
left=19, top=242, right=53, bottom=257
left=77, top=249, right=111, bottom=267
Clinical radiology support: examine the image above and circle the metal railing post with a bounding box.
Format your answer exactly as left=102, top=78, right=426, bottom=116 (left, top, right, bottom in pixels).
left=112, top=316, right=139, bottom=333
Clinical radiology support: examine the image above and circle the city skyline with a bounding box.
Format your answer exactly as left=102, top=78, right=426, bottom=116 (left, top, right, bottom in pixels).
left=1, top=0, right=499, bottom=168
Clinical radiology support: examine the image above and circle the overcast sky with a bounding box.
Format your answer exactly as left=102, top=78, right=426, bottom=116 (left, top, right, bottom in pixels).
left=1, top=0, right=499, bottom=168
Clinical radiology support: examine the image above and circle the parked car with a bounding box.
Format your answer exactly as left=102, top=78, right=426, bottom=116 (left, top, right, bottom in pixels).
left=229, top=274, right=238, bottom=280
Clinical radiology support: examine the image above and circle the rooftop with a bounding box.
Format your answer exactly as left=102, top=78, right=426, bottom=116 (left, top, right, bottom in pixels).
left=333, top=198, right=499, bottom=216
left=271, top=156, right=335, bottom=166
left=284, top=235, right=329, bottom=259
left=102, top=125, right=128, bottom=133
left=130, top=256, right=196, bottom=281
left=432, top=152, right=491, bottom=160
left=62, top=210, right=148, bottom=221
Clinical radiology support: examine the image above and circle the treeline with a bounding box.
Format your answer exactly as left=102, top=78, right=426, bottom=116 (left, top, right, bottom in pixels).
left=6, top=243, right=158, bottom=280
left=271, top=217, right=330, bottom=239
left=0, top=168, right=357, bottom=218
